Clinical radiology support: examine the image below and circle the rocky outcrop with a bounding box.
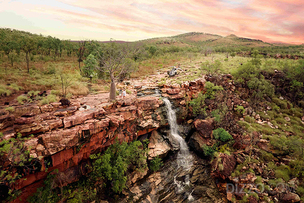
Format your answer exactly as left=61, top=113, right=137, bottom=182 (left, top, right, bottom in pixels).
left=148, top=130, right=171, bottom=160
left=122, top=154, right=224, bottom=203
left=211, top=153, right=236, bottom=179
left=194, top=118, right=214, bottom=138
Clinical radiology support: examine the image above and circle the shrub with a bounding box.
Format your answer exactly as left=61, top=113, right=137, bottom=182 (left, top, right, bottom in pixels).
left=90, top=140, right=147, bottom=193
left=238, top=121, right=250, bottom=130
left=0, top=84, right=12, bottom=96
left=202, top=144, right=215, bottom=156
left=213, top=128, right=233, bottom=142
left=0, top=133, right=35, bottom=200
left=236, top=105, right=245, bottom=115
left=272, top=97, right=288, bottom=109
left=244, top=116, right=255, bottom=123
left=204, top=81, right=224, bottom=99
left=40, top=94, right=57, bottom=105
left=275, top=170, right=290, bottom=182
left=82, top=54, right=97, bottom=78
left=17, top=95, right=29, bottom=104
left=149, top=156, right=163, bottom=172
left=211, top=109, right=221, bottom=123
left=10, top=83, right=22, bottom=91
left=44, top=64, right=56, bottom=75
left=5, top=107, right=14, bottom=113
left=189, top=92, right=206, bottom=116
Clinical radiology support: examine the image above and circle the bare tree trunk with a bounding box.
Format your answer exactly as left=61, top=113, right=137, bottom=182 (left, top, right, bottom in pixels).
left=109, top=73, right=116, bottom=101
left=26, top=52, right=30, bottom=73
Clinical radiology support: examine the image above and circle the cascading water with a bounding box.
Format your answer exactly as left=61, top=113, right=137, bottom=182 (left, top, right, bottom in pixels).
left=163, top=98, right=193, bottom=170
left=163, top=98, right=194, bottom=201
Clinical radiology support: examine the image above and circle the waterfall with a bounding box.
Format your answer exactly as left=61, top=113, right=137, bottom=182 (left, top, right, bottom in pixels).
left=163, top=98, right=193, bottom=170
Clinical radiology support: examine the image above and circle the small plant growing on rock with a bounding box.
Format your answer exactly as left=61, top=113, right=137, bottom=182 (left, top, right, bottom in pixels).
left=17, top=95, right=29, bottom=105
left=213, top=128, right=233, bottom=142
left=149, top=156, right=163, bottom=172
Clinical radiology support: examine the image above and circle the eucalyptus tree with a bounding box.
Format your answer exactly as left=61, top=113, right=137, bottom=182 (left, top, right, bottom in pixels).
left=19, top=35, right=37, bottom=73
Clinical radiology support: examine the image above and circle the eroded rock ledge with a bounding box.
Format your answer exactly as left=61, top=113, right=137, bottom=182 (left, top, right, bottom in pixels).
left=0, top=79, right=205, bottom=202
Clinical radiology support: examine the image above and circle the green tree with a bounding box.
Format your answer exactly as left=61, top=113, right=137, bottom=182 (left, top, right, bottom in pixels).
left=0, top=133, right=37, bottom=200
left=96, top=42, right=137, bottom=100
left=82, top=54, right=97, bottom=78
left=200, top=60, right=223, bottom=76
left=20, top=35, right=37, bottom=73
left=90, top=140, right=147, bottom=194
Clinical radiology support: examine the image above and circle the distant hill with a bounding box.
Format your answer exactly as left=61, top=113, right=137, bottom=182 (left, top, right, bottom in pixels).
left=141, top=32, right=274, bottom=48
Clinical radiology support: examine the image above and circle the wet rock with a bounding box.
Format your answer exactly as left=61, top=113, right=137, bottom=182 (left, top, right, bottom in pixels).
left=137, top=96, right=163, bottom=110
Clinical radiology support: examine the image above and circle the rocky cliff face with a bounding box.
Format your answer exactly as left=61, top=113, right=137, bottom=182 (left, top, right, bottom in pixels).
left=1, top=78, right=220, bottom=202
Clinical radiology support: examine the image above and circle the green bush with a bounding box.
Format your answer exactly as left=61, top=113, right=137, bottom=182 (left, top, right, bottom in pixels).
left=275, top=168, right=290, bottom=182
left=244, top=116, right=255, bottom=123
left=189, top=92, right=206, bottom=116
left=272, top=97, right=288, bottom=109
left=17, top=95, right=29, bottom=104
left=213, top=128, right=233, bottom=142
left=149, top=156, right=163, bottom=172
left=204, top=81, right=223, bottom=99
left=211, top=109, right=221, bottom=123
left=236, top=105, right=245, bottom=115
left=39, top=94, right=57, bottom=105
left=90, top=140, right=147, bottom=193
left=202, top=144, right=215, bottom=156
left=238, top=121, right=250, bottom=130
left=0, top=84, right=12, bottom=96
left=0, top=133, right=34, bottom=200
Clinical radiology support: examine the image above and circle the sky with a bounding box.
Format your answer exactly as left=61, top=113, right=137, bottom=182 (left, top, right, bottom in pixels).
left=0, top=0, right=303, bottom=44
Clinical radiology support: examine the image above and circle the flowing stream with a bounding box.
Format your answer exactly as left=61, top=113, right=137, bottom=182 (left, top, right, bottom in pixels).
left=163, top=98, right=194, bottom=200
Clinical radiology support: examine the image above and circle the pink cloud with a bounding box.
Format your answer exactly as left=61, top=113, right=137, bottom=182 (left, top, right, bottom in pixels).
left=11, top=0, right=304, bottom=44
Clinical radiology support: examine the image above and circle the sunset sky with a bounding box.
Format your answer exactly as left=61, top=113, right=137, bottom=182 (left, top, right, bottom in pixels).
left=0, top=0, right=303, bottom=44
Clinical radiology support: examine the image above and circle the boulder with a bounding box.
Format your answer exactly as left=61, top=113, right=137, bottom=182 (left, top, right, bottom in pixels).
left=211, top=153, right=236, bottom=179
left=167, top=67, right=178, bottom=77
left=188, top=132, right=209, bottom=155
left=281, top=193, right=301, bottom=202
left=194, top=118, right=214, bottom=138
left=148, top=131, right=171, bottom=160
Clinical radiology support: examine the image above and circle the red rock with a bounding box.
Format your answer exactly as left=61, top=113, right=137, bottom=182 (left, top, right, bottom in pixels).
left=136, top=96, right=163, bottom=110
left=63, top=108, right=100, bottom=128
left=194, top=118, right=214, bottom=138
left=107, top=114, right=124, bottom=127
left=15, top=116, right=35, bottom=125
left=54, top=106, right=77, bottom=117
left=47, top=119, right=63, bottom=130
left=167, top=88, right=180, bottom=95
left=40, top=104, right=54, bottom=113
left=281, top=193, right=300, bottom=202
left=0, top=114, right=14, bottom=130
left=14, top=105, right=41, bottom=116
left=211, top=153, right=236, bottom=179
left=40, top=127, right=81, bottom=155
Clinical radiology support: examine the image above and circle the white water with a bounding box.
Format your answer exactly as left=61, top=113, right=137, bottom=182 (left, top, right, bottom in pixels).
left=163, top=98, right=193, bottom=171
